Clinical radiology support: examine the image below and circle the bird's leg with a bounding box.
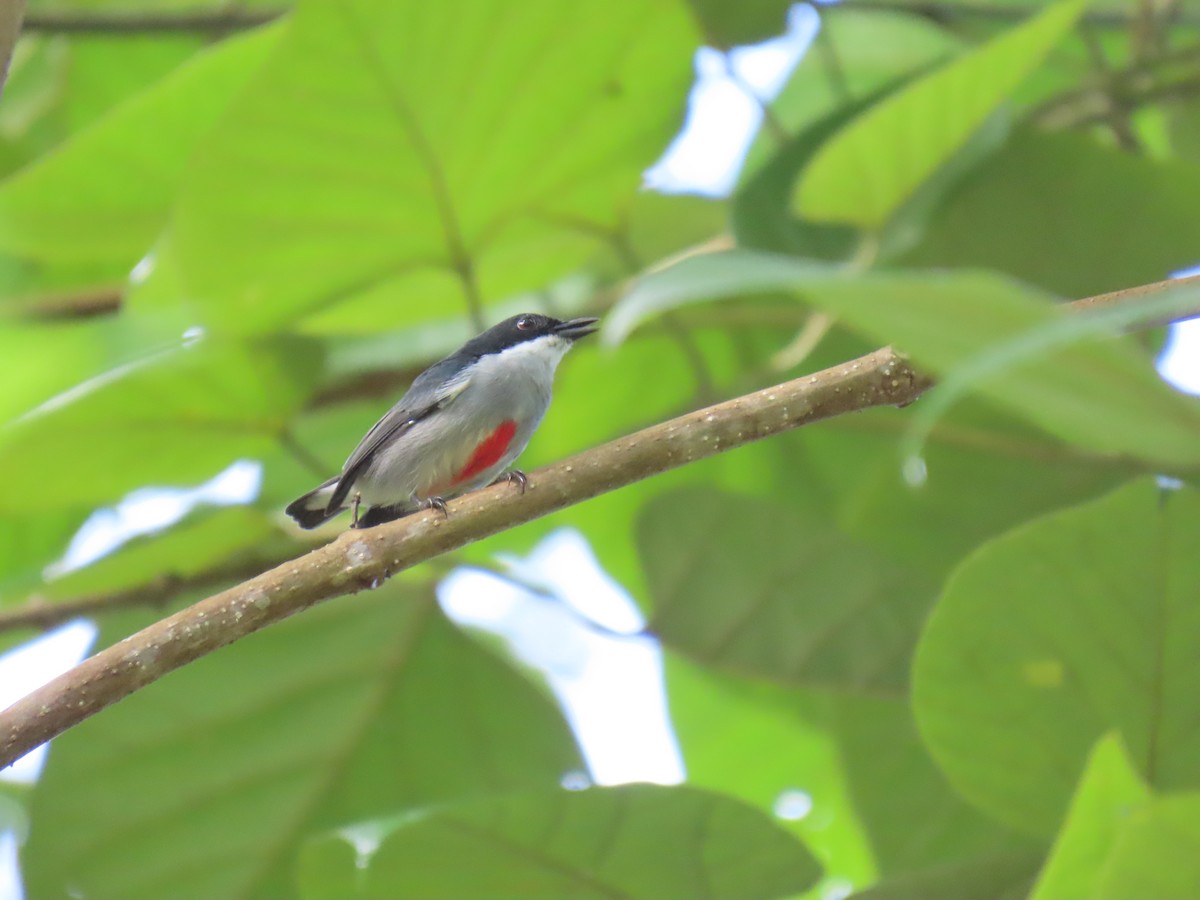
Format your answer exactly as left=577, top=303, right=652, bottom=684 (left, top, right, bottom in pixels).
left=422, top=496, right=449, bottom=518
left=351, top=492, right=362, bottom=527
left=492, top=469, right=528, bottom=494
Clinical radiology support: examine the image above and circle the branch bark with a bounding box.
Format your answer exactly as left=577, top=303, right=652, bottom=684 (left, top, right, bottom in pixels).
left=19, top=3, right=1200, bottom=34
left=0, top=0, right=26, bottom=97
left=0, top=555, right=286, bottom=633
left=20, top=7, right=278, bottom=35
left=836, top=0, right=1200, bottom=29
left=0, top=346, right=931, bottom=768
left=1, top=274, right=1198, bottom=769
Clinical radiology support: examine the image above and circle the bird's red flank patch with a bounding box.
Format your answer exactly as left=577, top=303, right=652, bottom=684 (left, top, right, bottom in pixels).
left=454, top=420, right=518, bottom=484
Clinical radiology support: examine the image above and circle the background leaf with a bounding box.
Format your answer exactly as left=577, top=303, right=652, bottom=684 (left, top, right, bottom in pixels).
left=639, top=486, right=933, bottom=692
left=607, top=252, right=1200, bottom=468
left=306, top=783, right=822, bottom=900
left=793, top=0, right=1087, bottom=227
left=913, top=480, right=1200, bottom=835
left=22, top=582, right=581, bottom=900
left=154, top=0, right=696, bottom=334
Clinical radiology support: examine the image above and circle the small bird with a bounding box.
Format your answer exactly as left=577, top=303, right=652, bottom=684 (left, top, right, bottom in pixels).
left=286, top=313, right=599, bottom=529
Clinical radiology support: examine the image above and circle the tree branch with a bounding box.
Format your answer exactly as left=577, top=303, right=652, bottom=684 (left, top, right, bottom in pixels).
left=837, top=0, right=1200, bottom=29
left=1, top=274, right=1198, bottom=769
left=0, top=0, right=26, bottom=97
left=0, top=346, right=932, bottom=768
left=20, top=7, right=278, bottom=35
left=0, top=556, right=285, bottom=634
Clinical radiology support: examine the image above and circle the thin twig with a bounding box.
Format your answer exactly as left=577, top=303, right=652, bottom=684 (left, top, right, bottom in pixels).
left=1077, top=24, right=1142, bottom=152
left=720, top=54, right=790, bottom=147
left=278, top=429, right=332, bottom=479
left=810, top=5, right=854, bottom=105
left=1034, top=40, right=1200, bottom=129
left=1, top=0, right=26, bottom=96
left=0, top=556, right=286, bottom=633
left=835, top=0, right=1199, bottom=29
left=21, top=8, right=280, bottom=35
left=608, top=231, right=717, bottom=401
left=22, top=2, right=1196, bottom=35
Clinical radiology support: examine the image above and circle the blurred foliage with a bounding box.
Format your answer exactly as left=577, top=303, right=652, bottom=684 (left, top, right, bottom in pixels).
left=2, top=0, right=1200, bottom=897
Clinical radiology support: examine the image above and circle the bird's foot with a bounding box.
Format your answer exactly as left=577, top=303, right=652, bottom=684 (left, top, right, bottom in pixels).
left=422, top=496, right=449, bottom=518
left=494, top=469, right=528, bottom=494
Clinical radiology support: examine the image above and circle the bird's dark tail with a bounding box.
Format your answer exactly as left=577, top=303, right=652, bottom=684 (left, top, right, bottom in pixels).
left=285, top=477, right=342, bottom=529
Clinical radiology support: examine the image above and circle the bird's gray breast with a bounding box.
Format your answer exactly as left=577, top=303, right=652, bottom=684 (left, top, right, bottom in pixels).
left=354, top=335, right=567, bottom=505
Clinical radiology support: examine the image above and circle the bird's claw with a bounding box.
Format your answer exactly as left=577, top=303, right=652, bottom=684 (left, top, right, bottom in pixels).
left=423, top=496, right=449, bottom=518
left=495, top=469, right=528, bottom=494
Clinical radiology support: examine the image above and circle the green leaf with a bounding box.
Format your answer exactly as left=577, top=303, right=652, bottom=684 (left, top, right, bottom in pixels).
left=1030, top=733, right=1151, bottom=900
left=686, top=0, right=793, bottom=48
left=638, top=486, right=936, bottom=693
left=831, top=695, right=1038, bottom=876
left=156, top=0, right=695, bottom=333
left=305, top=784, right=821, bottom=900
left=605, top=252, right=1200, bottom=468
left=0, top=335, right=319, bottom=511
left=733, top=86, right=881, bottom=259
left=905, top=129, right=1200, bottom=298
left=793, top=0, right=1088, bottom=228
left=808, top=402, right=1129, bottom=581
left=913, top=479, right=1200, bottom=836
left=22, top=584, right=581, bottom=900
left=666, top=659, right=878, bottom=890
left=0, top=25, right=279, bottom=263
left=0, top=509, right=89, bottom=602
left=1095, top=793, right=1200, bottom=898
left=739, top=7, right=963, bottom=181
left=0, top=317, right=164, bottom=421
left=42, top=506, right=279, bottom=602
left=849, top=850, right=1043, bottom=900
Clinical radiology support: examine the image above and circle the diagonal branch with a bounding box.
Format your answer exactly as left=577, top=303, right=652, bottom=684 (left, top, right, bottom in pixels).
left=837, top=0, right=1200, bottom=29
left=1, top=0, right=25, bottom=97
left=0, top=346, right=932, bottom=768
left=1, top=275, right=1198, bottom=769
left=0, top=556, right=288, bottom=634
left=20, top=8, right=279, bottom=35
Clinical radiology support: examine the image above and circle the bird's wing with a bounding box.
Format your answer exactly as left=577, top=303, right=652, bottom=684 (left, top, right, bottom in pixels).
left=326, top=362, right=472, bottom=512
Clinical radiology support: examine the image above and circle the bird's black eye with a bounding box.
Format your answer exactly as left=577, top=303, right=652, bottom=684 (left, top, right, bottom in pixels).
left=516, top=316, right=533, bottom=331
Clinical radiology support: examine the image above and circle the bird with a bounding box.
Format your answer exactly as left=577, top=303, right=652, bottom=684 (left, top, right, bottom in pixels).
left=286, top=313, right=599, bottom=529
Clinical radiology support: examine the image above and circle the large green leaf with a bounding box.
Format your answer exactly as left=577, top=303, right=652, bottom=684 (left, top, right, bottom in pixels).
left=0, top=319, right=139, bottom=420
left=906, top=129, right=1200, bottom=298
left=22, top=583, right=581, bottom=900
left=793, top=0, right=1088, bottom=227
left=740, top=7, right=962, bottom=181
left=831, top=695, right=1037, bottom=877
left=686, top=0, right=792, bottom=48
left=301, top=784, right=821, bottom=900
left=0, top=25, right=279, bottom=263
left=913, top=479, right=1200, bottom=835
left=1094, top=793, right=1200, bottom=898
left=1030, top=734, right=1150, bottom=900
left=153, top=0, right=695, bottom=334
left=0, top=335, right=319, bottom=511
left=638, top=486, right=935, bottom=693
left=849, top=851, right=1043, bottom=900
left=805, top=402, right=1129, bottom=580
left=605, top=252, right=1200, bottom=468
left=0, top=509, right=90, bottom=603
left=665, top=659, right=878, bottom=891
left=41, top=506, right=280, bottom=602
left=1031, top=732, right=1200, bottom=898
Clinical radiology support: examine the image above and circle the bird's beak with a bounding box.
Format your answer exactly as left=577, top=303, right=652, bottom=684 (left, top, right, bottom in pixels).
left=554, top=316, right=600, bottom=340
